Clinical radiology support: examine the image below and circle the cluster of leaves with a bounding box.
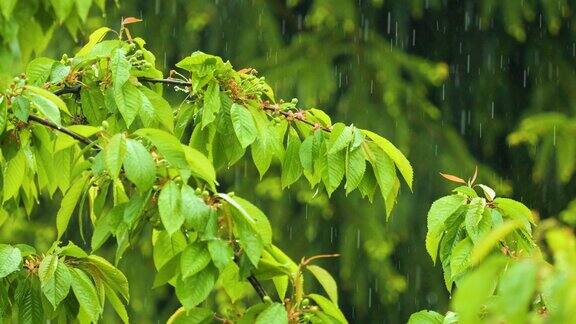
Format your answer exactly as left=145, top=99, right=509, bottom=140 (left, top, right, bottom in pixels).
left=409, top=174, right=576, bottom=323
left=0, top=22, right=414, bottom=323
left=425, top=171, right=537, bottom=292
left=0, top=242, right=128, bottom=323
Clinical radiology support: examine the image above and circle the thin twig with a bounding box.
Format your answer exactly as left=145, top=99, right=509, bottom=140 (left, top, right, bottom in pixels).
left=27, top=114, right=97, bottom=147
left=138, top=77, right=193, bottom=87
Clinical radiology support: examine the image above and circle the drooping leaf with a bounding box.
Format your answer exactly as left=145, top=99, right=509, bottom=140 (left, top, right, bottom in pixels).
left=364, top=130, right=413, bottom=189
left=56, top=174, right=89, bottom=238
left=158, top=181, right=184, bottom=235
left=281, top=129, right=302, bottom=188
left=202, top=81, right=221, bottom=128
left=345, top=146, right=366, bottom=195
left=105, top=133, right=126, bottom=179
left=230, top=103, right=258, bottom=148
left=70, top=268, right=102, bottom=323
left=124, top=139, right=156, bottom=191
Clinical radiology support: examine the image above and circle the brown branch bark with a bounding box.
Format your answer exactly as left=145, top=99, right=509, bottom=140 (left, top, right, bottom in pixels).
left=27, top=114, right=97, bottom=147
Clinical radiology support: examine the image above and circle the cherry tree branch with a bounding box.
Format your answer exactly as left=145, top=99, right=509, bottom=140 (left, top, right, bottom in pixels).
left=27, top=114, right=96, bottom=147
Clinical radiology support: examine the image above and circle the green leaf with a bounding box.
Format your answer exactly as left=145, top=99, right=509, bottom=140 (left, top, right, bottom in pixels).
left=208, top=240, right=234, bottom=270
left=111, top=48, right=130, bottom=89
left=308, top=294, right=348, bottom=323
left=158, top=181, right=184, bottom=235
left=470, top=220, right=523, bottom=266
left=140, top=86, right=175, bottom=131
left=230, top=103, right=258, bottom=148
left=453, top=256, right=507, bottom=323
left=86, top=255, right=130, bottom=301
left=153, top=230, right=187, bottom=269
left=50, top=0, right=75, bottom=22
left=70, top=268, right=102, bottom=323
left=38, top=254, right=58, bottom=285
left=0, top=244, right=22, bottom=278
left=0, top=0, right=17, bottom=18
left=183, top=146, right=217, bottom=188
left=281, top=129, right=302, bottom=188
left=181, top=242, right=212, bottom=279
left=322, top=151, right=346, bottom=196
left=364, top=130, right=413, bottom=190
left=255, top=303, right=288, bottom=324
left=328, top=124, right=354, bottom=154
left=477, top=184, right=496, bottom=201
left=175, top=266, right=218, bottom=310
left=219, top=262, right=247, bottom=303
left=345, top=146, right=365, bottom=194
left=135, top=128, right=188, bottom=168
left=425, top=195, right=467, bottom=264
left=103, top=285, right=129, bottom=324
left=28, top=92, right=61, bottom=125
left=181, top=185, right=211, bottom=231
left=167, top=307, right=214, bottom=324
left=105, top=133, right=126, bottom=179
left=363, top=142, right=395, bottom=216
left=307, top=265, right=338, bottom=305
left=3, top=150, right=26, bottom=202
left=26, top=57, right=55, bottom=85
left=14, top=280, right=43, bottom=324
left=202, top=81, right=221, bottom=128
left=496, top=259, right=537, bottom=322
left=40, top=257, right=71, bottom=309
left=77, top=27, right=112, bottom=57
left=494, top=197, right=534, bottom=229
left=408, top=310, right=444, bottom=324
left=124, top=139, right=156, bottom=191
left=450, top=237, right=473, bottom=280
left=25, top=85, right=70, bottom=115
left=235, top=197, right=272, bottom=245
left=464, top=197, right=487, bottom=243
left=115, top=83, right=142, bottom=127
left=56, top=174, right=89, bottom=239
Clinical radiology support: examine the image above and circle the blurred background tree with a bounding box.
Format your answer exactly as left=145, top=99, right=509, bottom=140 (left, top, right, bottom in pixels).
left=1, top=0, right=575, bottom=322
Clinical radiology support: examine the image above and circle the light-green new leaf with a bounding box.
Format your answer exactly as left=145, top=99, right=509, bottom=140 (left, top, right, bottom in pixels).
left=56, top=174, right=89, bottom=239
left=105, top=133, right=127, bottom=179
left=70, top=268, right=102, bottom=323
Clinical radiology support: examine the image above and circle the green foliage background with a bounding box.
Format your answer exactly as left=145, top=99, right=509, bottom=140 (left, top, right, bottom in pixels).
left=1, top=0, right=575, bottom=322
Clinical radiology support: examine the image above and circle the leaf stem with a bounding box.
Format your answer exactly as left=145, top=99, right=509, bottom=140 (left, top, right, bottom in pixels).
left=27, top=114, right=98, bottom=148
